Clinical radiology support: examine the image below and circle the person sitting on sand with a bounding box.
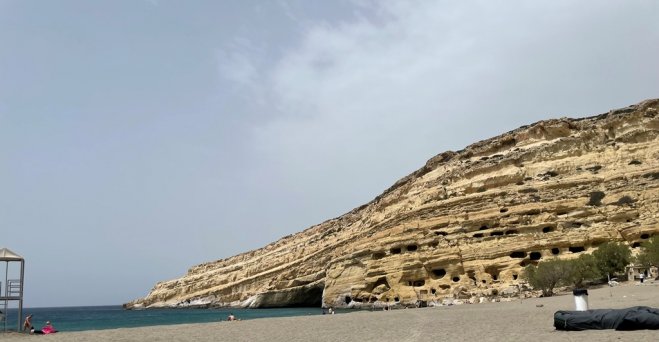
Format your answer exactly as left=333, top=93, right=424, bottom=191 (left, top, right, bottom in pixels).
left=41, top=321, right=58, bottom=334
left=23, top=314, right=33, bottom=332
left=227, top=313, right=236, bottom=321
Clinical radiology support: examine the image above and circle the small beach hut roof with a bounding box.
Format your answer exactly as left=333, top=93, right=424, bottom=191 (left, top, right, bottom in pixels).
left=0, top=248, right=23, bottom=261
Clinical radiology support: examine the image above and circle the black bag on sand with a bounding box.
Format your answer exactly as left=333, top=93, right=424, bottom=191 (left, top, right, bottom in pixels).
left=554, top=306, right=659, bottom=331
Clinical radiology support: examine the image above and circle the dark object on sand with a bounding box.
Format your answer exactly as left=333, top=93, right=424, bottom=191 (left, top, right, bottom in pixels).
left=554, top=306, right=659, bottom=331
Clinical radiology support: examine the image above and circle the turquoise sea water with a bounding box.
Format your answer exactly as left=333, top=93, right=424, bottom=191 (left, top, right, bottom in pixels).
left=2, top=306, right=325, bottom=332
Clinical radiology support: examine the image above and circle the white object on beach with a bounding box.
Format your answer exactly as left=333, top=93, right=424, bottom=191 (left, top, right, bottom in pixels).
left=573, top=289, right=589, bottom=311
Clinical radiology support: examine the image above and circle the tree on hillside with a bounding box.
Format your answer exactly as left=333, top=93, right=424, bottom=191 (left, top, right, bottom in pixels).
left=636, top=236, right=659, bottom=269
left=592, top=242, right=631, bottom=280
left=563, top=254, right=600, bottom=288
left=523, top=258, right=569, bottom=297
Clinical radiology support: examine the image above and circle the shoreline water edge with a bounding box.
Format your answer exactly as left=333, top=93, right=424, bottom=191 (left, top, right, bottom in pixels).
left=2, top=282, right=658, bottom=341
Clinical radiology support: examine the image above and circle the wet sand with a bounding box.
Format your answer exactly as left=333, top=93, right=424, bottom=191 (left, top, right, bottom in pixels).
left=3, top=283, right=658, bottom=341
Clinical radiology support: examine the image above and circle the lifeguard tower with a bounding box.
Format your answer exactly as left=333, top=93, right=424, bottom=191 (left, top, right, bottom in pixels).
left=0, top=248, right=25, bottom=332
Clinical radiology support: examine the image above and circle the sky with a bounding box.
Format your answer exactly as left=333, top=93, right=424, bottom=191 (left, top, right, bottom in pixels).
left=1, top=0, right=658, bottom=307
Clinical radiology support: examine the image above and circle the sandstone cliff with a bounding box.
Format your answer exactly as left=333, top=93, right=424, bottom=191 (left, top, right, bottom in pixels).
left=126, top=99, right=659, bottom=309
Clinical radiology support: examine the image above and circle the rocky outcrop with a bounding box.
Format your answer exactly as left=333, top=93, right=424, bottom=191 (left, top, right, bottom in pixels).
left=125, top=99, right=659, bottom=309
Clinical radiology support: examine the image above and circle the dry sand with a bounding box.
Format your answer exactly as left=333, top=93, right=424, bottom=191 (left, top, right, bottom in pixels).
left=2, top=283, right=658, bottom=342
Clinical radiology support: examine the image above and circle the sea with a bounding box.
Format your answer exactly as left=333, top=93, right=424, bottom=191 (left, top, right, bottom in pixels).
left=1, top=306, right=327, bottom=332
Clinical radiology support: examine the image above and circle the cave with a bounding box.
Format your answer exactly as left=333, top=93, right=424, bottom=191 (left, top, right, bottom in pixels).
left=482, top=279, right=487, bottom=284
left=390, top=247, right=402, bottom=254
left=529, top=252, right=542, bottom=261
left=345, top=296, right=352, bottom=304
left=500, top=208, right=509, bottom=213
left=394, top=297, right=400, bottom=302
left=261, top=283, right=324, bottom=308
left=480, top=225, right=488, bottom=230
left=473, top=233, right=484, bottom=238
left=513, top=274, right=518, bottom=280
left=490, top=231, right=503, bottom=236
left=551, top=248, right=560, bottom=255
left=542, top=226, right=554, bottom=233
left=505, top=230, right=518, bottom=235
left=510, top=251, right=527, bottom=258
left=412, top=280, right=425, bottom=287
left=431, top=288, right=436, bottom=295
left=431, top=268, right=447, bottom=278
left=485, top=266, right=500, bottom=281
left=641, top=234, right=650, bottom=239
left=632, top=242, right=641, bottom=248
left=434, top=231, right=448, bottom=236
left=569, top=246, right=585, bottom=253
left=370, top=277, right=391, bottom=292
left=372, top=252, right=385, bottom=260
left=452, top=276, right=460, bottom=282
left=407, top=244, right=418, bottom=252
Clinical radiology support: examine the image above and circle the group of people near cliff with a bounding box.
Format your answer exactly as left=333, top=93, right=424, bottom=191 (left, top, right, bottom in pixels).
left=23, top=314, right=58, bottom=334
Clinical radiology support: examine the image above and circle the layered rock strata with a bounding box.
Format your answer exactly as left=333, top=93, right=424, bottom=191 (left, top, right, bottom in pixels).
left=126, top=99, right=659, bottom=309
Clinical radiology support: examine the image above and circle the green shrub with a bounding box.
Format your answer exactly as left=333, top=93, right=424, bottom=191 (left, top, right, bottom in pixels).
left=523, top=258, right=569, bottom=297
left=592, top=242, right=631, bottom=279
left=636, top=236, right=659, bottom=268
left=563, top=254, right=600, bottom=288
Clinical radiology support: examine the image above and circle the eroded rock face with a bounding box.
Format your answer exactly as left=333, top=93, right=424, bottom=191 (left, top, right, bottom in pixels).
left=125, top=99, right=659, bottom=309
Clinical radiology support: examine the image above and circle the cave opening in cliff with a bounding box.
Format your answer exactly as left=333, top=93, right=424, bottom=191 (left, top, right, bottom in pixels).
left=394, top=297, right=400, bottom=302
left=431, top=288, right=436, bottom=295
left=505, top=230, right=518, bottom=235
left=542, top=226, right=554, bottom=233
left=391, top=247, right=402, bottom=254
left=372, top=252, right=385, bottom=260
left=345, top=296, right=352, bottom=304
left=278, top=283, right=324, bottom=308
left=479, top=225, right=488, bottom=230
left=500, top=208, right=508, bottom=213
left=406, top=244, right=418, bottom=252
left=632, top=242, right=641, bottom=248
left=431, top=268, right=446, bottom=279
left=529, top=252, right=542, bottom=261
left=412, top=280, right=425, bottom=287
left=513, top=274, right=518, bottom=280
left=569, top=246, right=585, bottom=253
left=490, top=231, right=503, bottom=237
left=551, top=248, right=560, bottom=255
left=510, top=251, right=526, bottom=258
left=452, top=276, right=460, bottom=282
left=473, top=233, right=484, bottom=238
left=485, top=266, right=500, bottom=281
left=641, top=233, right=650, bottom=239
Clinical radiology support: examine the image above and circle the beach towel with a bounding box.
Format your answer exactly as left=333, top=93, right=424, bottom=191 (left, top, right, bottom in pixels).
left=554, top=306, right=659, bottom=331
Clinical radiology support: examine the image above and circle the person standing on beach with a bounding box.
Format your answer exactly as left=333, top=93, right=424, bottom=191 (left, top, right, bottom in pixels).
left=22, top=314, right=33, bottom=332
left=227, top=313, right=236, bottom=321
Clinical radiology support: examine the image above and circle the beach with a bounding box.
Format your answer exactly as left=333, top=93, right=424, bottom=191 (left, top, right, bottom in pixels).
left=3, top=283, right=658, bottom=342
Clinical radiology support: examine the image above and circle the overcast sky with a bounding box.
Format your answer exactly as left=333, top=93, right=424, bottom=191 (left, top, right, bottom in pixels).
left=2, top=0, right=658, bottom=307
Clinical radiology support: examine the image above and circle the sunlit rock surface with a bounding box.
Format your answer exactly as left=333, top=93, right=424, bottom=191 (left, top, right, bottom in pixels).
left=126, top=99, right=659, bottom=309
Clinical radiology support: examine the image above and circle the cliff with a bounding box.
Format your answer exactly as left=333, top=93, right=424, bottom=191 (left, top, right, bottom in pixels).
left=126, top=98, right=659, bottom=309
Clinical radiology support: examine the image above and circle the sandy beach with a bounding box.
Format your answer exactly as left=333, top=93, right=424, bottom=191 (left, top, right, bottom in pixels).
left=3, top=283, right=658, bottom=342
